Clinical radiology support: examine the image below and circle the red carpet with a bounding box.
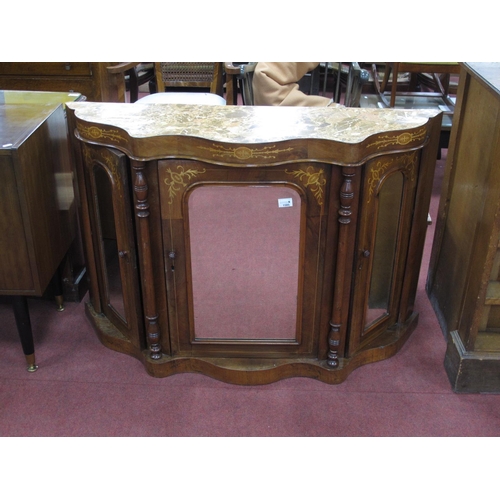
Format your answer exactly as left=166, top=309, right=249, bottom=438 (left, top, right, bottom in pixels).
left=1, top=151, right=499, bottom=438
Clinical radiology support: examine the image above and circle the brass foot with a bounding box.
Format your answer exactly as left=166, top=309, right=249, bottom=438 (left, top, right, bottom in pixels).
left=25, top=353, right=38, bottom=372
left=55, top=295, right=65, bottom=312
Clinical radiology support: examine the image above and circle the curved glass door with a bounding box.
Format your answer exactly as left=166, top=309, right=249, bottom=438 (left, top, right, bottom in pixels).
left=365, top=172, right=404, bottom=327
left=93, top=165, right=126, bottom=321
left=86, top=145, right=143, bottom=348
left=348, top=152, right=419, bottom=356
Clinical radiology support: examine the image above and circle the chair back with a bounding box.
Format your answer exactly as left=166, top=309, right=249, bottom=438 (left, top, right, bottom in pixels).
left=237, top=63, right=257, bottom=105
left=155, top=62, right=224, bottom=96
left=326, top=62, right=370, bottom=107
left=345, top=63, right=370, bottom=107
left=224, top=62, right=257, bottom=105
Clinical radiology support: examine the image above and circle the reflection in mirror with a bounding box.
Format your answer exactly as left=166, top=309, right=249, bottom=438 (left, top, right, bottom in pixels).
left=93, top=165, right=126, bottom=321
left=365, top=172, right=403, bottom=327
left=188, top=184, right=302, bottom=341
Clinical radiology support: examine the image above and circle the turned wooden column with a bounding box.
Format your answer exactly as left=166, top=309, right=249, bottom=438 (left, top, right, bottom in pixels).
left=328, top=167, right=356, bottom=367
left=131, top=160, right=162, bottom=359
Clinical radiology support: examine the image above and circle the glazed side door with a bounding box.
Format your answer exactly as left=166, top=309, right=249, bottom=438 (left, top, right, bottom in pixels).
left=348, top=151, right=420, bottom=354
left=83, top=143, right=144, bottom=349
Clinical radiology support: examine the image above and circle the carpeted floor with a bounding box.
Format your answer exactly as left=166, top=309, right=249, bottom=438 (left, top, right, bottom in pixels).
left=1, top=148, right=499, bottom=438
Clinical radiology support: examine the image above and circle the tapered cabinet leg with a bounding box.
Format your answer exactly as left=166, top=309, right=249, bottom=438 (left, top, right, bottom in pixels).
left=51, top=266, right=65, bottom=312
left=11, top=296, right=38, bottom=372
left=55, top=295, right=64, bottom=312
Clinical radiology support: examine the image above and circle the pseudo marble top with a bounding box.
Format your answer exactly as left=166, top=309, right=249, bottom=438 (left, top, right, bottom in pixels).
left=67, top=102, right=440, bottom=145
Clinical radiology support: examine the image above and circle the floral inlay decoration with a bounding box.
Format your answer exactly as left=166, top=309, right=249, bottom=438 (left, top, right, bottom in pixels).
left=367, top=128, right=426, bottom=150
left=367, top=152, right=418, bottom=202
left=78, top=124, right=124, bottom=144
left=198, top=144, right=294, bottom=160
left=163, top=165, right=206, bottom=204
left=285, top=166, right=326, bottom=206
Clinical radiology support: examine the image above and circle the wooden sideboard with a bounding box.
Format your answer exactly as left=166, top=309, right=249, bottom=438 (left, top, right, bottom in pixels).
left=0, top=63, right=125, bottom=102
left=427, top=62, right=500, bottom=392
left=1, top=90, right=81, bottom=370
left=67, top=101, right=441, bottom=384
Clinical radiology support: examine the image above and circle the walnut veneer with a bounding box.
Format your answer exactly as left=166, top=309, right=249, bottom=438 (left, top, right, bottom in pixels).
left=67, top=101, right=441, bottom=384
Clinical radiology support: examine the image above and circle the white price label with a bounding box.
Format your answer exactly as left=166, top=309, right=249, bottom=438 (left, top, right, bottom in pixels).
left=278, top=198, right=293, bottom=208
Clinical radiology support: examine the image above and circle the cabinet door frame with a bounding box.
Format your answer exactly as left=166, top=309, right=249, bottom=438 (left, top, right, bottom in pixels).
left=83, top=144, right=144, bottom=349
left=159, top=159, right=331, bottom=358
left=348, top=151, right=420, bottom=355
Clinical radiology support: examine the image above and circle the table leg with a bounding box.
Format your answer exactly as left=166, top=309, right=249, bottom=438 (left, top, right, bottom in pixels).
left=11, top=296, right=38, bottom=372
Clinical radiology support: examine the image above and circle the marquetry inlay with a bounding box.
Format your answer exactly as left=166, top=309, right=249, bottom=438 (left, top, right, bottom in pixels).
left=198, top=144, right=294, bottom=160
left=78, top=124, right=124, bottom=144
left=285, top=166, right=326, bottom=206
left=367, top=128, right=426, bottom=150
left=163, top=165, right=206, bottom=204
left=83, top=144, right=122, bottom=189
left=367, top=152, right=418, bottom=201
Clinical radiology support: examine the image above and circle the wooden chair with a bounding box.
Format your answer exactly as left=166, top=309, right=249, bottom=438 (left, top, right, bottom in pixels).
left=154, top=62, right=224, bottom=96
left=323, top=62, right=370, bottom=107
left=225, top=62, right=257, bottom=105
left=107, top=63, right=155, bottom=102
left=372, top=62, right=460, bottom=108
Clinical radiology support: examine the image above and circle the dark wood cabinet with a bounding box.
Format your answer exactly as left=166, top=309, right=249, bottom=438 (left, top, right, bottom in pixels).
left=0, top=63, right=125, bottom=102
left=0, top=90, right=81, bottom=370
left=427, top=62, right=500, bottom=392
left=67, top=101, right=441, bottom=384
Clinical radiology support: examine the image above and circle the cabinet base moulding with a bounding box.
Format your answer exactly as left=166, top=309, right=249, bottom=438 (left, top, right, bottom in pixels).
left=86, top=302, right=418, bottom=385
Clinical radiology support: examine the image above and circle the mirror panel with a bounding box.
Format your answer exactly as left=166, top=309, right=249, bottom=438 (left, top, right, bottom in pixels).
left=187, top=184, right=302, bottom=341
left=365, top=172, right=403, bottom=327
left=93, top=165, right=126, bottom=321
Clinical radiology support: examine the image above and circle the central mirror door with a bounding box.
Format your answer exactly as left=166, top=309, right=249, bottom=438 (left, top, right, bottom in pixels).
left=187, top=184, right=302, bottom=341
left=160, top=159, right=330, bottom=358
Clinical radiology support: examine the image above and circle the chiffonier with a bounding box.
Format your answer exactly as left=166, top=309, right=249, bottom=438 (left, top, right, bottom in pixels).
left=67, top=101, right=441, bottom=384
left=427, top=63, right=500, bottom=392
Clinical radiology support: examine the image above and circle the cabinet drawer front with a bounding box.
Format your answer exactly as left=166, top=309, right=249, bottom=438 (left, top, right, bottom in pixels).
left=0, top=62, right=92, bottom=76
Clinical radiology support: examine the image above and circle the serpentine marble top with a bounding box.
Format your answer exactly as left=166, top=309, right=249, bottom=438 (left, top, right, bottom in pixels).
left=67, top=102, right=440, bottom=145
